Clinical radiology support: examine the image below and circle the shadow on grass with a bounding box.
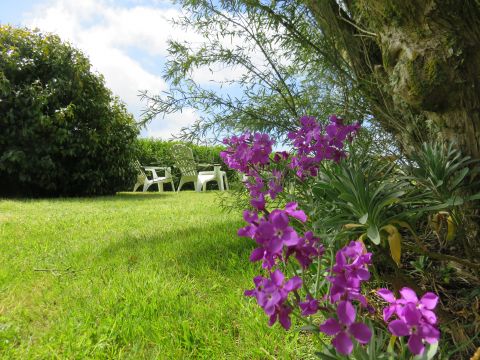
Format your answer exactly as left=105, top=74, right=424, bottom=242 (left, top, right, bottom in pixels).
left=1, top=192, right=175, bottom=203
left=105, top=192, right=174, bottom=201
left=99, top=220, right=255, bottom=274
left=2, top=191, right=227, bottom=204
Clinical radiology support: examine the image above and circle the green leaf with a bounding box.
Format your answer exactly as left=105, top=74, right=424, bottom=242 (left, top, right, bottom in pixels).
left=423, top=196, right=464, bottom=211
left=450, top=167, right=468, bottom=189
left=359, top=213, right=368, bottom=224
left=297, top=324, right=319, bottom=332
left=468, top=192, right=480, bottom=201
left=445, top=196, right=464, bottom=206
left=315, top=349, right=339, bottom=360
left=367, top=224, right=381, bottom=245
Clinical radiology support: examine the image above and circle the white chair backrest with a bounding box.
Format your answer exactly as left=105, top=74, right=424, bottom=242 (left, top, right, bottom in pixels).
left=172, top=144, right=198, bottom=177
left=135, top=160, right=146, bottom=177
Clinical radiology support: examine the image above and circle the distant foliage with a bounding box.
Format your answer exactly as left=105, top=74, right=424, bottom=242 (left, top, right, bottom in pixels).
left=0, top=26, right=139, bottom=196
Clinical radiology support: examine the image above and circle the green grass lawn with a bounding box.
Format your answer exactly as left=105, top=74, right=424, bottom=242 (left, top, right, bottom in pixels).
left=0, top=192, right=316, bottom=359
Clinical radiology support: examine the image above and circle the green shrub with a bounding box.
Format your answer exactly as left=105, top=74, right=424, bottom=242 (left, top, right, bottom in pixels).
left=135, top=138, right=236, bottom=190
left=0, top=26, right=139, bottom=197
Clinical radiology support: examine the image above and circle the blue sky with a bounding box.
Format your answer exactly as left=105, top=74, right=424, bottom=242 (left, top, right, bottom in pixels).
left=0, top=0, right=239, bottom=139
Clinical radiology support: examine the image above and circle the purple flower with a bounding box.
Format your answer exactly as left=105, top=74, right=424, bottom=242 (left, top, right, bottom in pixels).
left=332, top=241, right=371, bottom=281
left=377, top=287, right=439, bottom=324
left=268, top=303, right=293, bottom=329
left=244, top=208, right=302, bottom=269
left=273, top=151, right=289, bottom=163
left=245, top=270, right=302, bottom=329
left=221, top=132, right=274, bottom=175
left=286, top=231, right=324, bottom=269
left=287, top=115, right=360, bottom=179
left=327, top=241, right=371, bottom=306
left=377, top=288, right=403, bottom=322
left=329, top=276, right=368, bottom=307
left=319, top=301, right=372, bottom=355
left=378, top=287, right=440, bottom=355
left=267, top=170, right=283, bottom=200
left=388, top=303, right=440, bottom=355
left=238, top=205, right=306, bottom=269
left=299, top=294, right=319, bottom=316
left=398, top=288, right=438, bottom=325
left=284, top=202, right=307, bottom=222
left=250, top=193, right=266, bottom=211
left=237, top=210, right=258, bottom=238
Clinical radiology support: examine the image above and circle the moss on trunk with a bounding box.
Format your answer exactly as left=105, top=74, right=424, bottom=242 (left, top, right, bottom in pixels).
left=306, top=0, right=480, bottom=159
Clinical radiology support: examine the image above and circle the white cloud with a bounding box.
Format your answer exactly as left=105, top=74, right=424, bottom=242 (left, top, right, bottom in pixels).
left=21, top=0, right=274, bottom=139
left=145, top=108, right=198, bottom=139
left=22, top=0, right=200, bottom=139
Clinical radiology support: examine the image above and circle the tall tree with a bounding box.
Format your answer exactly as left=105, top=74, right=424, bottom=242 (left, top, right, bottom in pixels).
left=304, top=0, right=480, bottom=159
left=146, top=0, right=480, bottom=160
left=141, top=0, right=367, bottom=143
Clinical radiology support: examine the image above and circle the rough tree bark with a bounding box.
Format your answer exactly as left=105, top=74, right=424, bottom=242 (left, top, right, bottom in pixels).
left=305, top=0, right=480, bottom=160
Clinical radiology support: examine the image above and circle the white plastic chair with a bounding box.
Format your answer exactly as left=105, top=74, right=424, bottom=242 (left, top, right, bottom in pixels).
left=171, top=144, right=229, bottom=192
left=133, top=160, right=175, bottom=192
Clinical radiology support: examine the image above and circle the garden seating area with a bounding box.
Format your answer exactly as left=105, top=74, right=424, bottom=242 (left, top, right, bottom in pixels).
left=134, top=144, right=229, bottom=193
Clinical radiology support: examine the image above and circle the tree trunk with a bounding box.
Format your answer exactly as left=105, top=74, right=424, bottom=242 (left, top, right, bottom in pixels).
left=305, top=0, right=480, bottom=160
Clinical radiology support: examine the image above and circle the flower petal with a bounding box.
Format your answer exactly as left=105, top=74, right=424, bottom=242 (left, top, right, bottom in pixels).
left=319, top=318, right=341, bottom=336
left=285, top=202, right=307, bottom=222
left=388, top=320, right=410, bottom=337
left=403, top=303, right=421, bottom=326
left=284, top=276, right=302, bottom=291
left=420, top=323, right=440, bottom=344
left=383, top=305, right=396, bottom=322
left=421, top=309, right=437, bottom=325
left=271, top=210, right=290, bottom=229
left=399, top=287, right=418, bottom=303
left=407, top=334, right=425, bottom=355
left=249, top=248, right=264, bottom=262
left=355, top=268, right=371, bottom=281
left=377, top=288, right=396, bottom=303
left=349, top=322, right=372, bottom=344
left=243, top=210, right=258, bottom=223
left=268, top=237, right=284, bottom=253
left=337, top=301, right=356, bottom=325
left=332, top=331, right=353, bottom=355
left=420, top=292, right=438, bottom=310
left=270, top=269, right=284, bottom=286
left=278, top=306, right=292, bottom=330
left=282, top=228, right=300, bottom=246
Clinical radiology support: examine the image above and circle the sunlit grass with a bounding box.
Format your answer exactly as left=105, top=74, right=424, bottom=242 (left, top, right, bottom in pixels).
left=0, top=192, right=316, bottom=359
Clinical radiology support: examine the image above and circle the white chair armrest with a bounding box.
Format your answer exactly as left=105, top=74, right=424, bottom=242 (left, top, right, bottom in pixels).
left=144, top=166, right=172, bottom=180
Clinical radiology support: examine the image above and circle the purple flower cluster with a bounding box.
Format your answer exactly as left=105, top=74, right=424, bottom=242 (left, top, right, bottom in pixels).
left=377, top=287, right=440, bottom=355
left=328, top=241, right=372, bottom=306
left=238, top=203, right=322, bottom=270
left=243, top=170, right=283, bottom=210
left=287, top=115, right=359, bottom=178
left=245, top=269, right=302, bottom=329
left=221, top=133, right=283, bottom=210
left=222, top=116, right=441, bottom=357
left=319, top=241, right=373, bottom=355
left=220, top=132, right=273, bottom=174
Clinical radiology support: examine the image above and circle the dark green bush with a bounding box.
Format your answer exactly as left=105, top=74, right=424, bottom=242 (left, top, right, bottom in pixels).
left=0, top=26, right=139, bottom=196
left=135, top=138, right=236, bottom=190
